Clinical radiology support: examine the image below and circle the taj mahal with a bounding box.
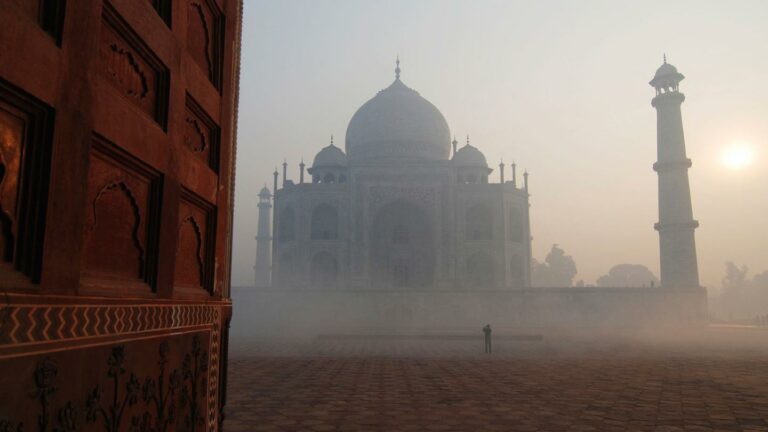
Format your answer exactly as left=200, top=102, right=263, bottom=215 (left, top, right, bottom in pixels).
left=246, top=58, right=707, bottom=331
left=257, top=60, right=532, bottom=291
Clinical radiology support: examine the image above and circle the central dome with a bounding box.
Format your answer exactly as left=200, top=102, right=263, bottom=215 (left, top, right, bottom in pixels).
left=345, top=75, right=451, bottom=163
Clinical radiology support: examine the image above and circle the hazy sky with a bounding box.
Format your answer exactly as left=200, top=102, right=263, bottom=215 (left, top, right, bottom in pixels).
left=232, top=0, right=768, bottom=289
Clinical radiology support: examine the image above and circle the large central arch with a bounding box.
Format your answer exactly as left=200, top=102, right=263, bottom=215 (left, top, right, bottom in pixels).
left=369, top=199, right=434, bottom=288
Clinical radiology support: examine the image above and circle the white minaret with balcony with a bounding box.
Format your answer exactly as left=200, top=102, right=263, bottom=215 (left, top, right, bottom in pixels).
left=650, top=57, right=700, bottom=289
left=254, top=186, right=273, bottom=287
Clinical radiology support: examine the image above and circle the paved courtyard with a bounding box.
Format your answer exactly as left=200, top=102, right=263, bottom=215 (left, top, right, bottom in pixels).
left=224, top=334, right=768, bottom=431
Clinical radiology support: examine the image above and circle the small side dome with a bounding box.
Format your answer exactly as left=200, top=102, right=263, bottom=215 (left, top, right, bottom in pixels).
left=452, top=143, right=488, bottom=168
left=653, top=62, right=678, bottom=78
left=650, top=56, right=684, bottom=89
left=312, top=141, right=347, bottom=169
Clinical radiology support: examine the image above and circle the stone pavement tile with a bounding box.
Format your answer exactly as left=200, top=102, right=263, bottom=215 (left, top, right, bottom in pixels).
left=224, top=340, right=768, bottom=431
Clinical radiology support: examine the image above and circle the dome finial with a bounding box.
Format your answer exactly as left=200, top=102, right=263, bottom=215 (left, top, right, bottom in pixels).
left=663, top=53, right=667, bottom=64
left=395, top=55, right=401, bottom=80
left=466, top=134, right=470, bottom=147
left=330, top=134, right=334, bottom=146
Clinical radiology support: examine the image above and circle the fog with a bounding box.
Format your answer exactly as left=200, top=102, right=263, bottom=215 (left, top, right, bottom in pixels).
left=232, top=0, right=767, bottom=291
left=228, top=0, right=768, bottom=344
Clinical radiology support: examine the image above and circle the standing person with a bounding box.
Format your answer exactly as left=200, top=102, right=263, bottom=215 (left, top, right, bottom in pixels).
left=483, top=324, right=492, bottom=354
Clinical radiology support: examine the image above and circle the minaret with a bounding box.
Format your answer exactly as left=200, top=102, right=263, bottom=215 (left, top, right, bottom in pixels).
left=511, top=162, right=517, bottom=187
left=254, top=186, right=273, bottom=287
left=650, top=56, right=700, bottom=288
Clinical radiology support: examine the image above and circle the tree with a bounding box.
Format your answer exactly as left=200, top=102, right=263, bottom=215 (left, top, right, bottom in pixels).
left=711, top=263, right=768, bottom=320
left=722, top=261, right=749, bottom=295
left=596, top=264, right=659, bottom=287
left=531, top=244, right=577, bottom=287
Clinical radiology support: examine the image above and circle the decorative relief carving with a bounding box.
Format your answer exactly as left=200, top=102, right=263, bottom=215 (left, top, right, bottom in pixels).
left=185, top=118, right=207, bottom=153
left=87, top=181, right=146, bottom=280
left=0, top=79, right=54, bottom=282
left=0, top=298, right=225, bottom=429
left=85, top=346, right=141, bottom=432
left=100, top=3, right=169, bottom=128
left=0, top=303, right=219, bottom=347
left=83, top=137, right=161, bottom=289
left=175, top=189, right=216, bottom=294
left=177, top=216, right=205, bottom=287
left=103, top=43, right=150, bottom=101
left=187, top=0, right=224, bottom=88
left=0, top=330, right=221, bottom=432
left=181, top=335, right=208, bottom=431
left=140, top=341, right=180, bottom=432
left=190, top=3, right=213, bottom=77
left=184, top=95, right=220, bottom=171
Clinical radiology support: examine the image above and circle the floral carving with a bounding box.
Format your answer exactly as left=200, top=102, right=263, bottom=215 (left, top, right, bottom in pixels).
left=140, top=341, right=181, bottom=432
left=85, top=346, right=141, bottom=432
left=54, top=402, right=79, bottom=432
left=4, top=335, right=214, bottom=432
left=30, top=357, right=58, bottom=432
left=181, top=335, right=208, bottom=431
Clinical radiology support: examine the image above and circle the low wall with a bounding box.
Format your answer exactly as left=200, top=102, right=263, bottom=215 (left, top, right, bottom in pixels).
left=231, top=287, right=708, bottom=338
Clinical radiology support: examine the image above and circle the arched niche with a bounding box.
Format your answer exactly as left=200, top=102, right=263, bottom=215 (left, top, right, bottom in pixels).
left=508, top=208, right=523, bottom=242
left=369, top=200, right=434, bottom=288
left=466, top=203, right=493, bottom=241
left=310, top=203, right=338, bottom=240
left=278, top=206, right=295, bottom=241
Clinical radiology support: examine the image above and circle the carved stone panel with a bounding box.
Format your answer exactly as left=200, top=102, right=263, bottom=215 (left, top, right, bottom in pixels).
left=185, top=94, right=220, bottom=172
left=0, top=301, right=226, bottom=432
left=175, top=189, right=216, bottom=294
left=187, top=0, right=224, bottom=89
left=82, top=136, right=161, bottom=290
left=0, top=103, right=24, bottom=265
left=99, top=2, right=169, bottom=128
left=0, top=79, right=53, bottom=282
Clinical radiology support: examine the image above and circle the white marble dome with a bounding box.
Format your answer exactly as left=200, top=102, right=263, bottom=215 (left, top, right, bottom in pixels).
left=345, top=77, right=451, bottom=163
left=452, top=143, right=488, bottom=167
left=312, top=143, right=347, bottom=168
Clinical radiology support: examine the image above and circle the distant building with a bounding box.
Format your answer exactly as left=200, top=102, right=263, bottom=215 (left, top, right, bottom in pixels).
left=264, top=60, right=532, bottom=289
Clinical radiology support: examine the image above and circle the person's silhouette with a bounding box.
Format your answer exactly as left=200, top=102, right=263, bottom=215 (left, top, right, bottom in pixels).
left=482, top=324, right=492, bottom=353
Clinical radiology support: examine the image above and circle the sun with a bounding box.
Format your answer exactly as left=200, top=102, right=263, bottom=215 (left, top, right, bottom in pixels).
left=722, top=144, right=754, bottom=170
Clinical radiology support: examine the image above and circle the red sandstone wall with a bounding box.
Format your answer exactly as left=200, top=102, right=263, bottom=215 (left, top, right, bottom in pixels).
left=0, top=1, right=242, bottom=430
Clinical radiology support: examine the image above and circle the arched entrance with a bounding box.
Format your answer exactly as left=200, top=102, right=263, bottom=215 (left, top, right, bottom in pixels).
left=370, top=200, right=434, bottom=288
